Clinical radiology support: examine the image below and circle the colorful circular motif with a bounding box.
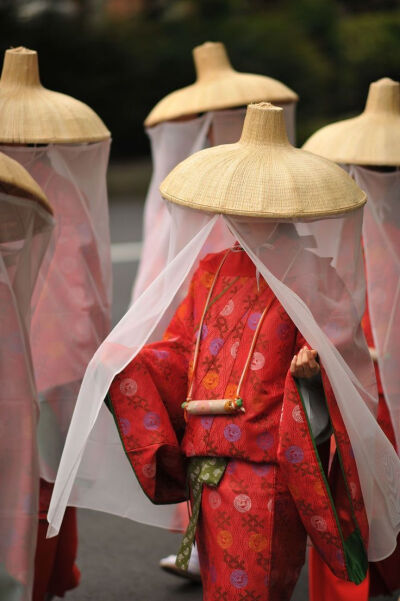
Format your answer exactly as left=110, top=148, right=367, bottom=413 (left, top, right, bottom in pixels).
left=252, top=463, right=271, bottom=476
left=224, top=423, right=242, bottom=443
left=153, top=349, right=169, bottom=360
left=314, top=480, right=325, bottom=496
left=142, top=463, right=156, bottom=478
left=224, top=383, right=237, bottom=399
left=201, top=416, right=214, bottom=430
left=292, top=405, right=303, bottom=423
left=256, top=432, right=274, bottom=451
left=249, top=533, right=268, bottom=552
left=119, top=417, right=131, bottom=436
left=208, top=490, right=222, bottom=509
left=143, top=412, right=161, bottom=431
left=226, top=461, right=237, bottom=475
left=220, top=299, right=234, bottom=316
left=234, top=494, right=252, bottom=513
left=209, top=338, right=224, bottom=356
left=285, top=446, right=304, bottom=463
left=277, top=322, right=291, bottom=340
left=230, top=341, right=239, bottom=358
left=250, top=351, right=265, bottom=371
left=217, top=530, right=233, bottom=549
left=310, top=515, right=327, bottom=532
left=230, top=570, right=248, bottom=589
left=201, top=324, right=209, bottom=339
left=119, top=378, right=138, bottom=397
left=248, top=312, right=262, bottom=331
left=201, top=272, right=214, bottom=288
left=203, top=371, right=219, bottom=390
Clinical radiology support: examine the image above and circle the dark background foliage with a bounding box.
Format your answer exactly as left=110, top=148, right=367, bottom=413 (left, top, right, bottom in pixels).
left=0, top=0, right=399, bottom=159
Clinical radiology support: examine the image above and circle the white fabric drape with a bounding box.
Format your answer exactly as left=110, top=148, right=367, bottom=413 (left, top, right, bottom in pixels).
left=351, top=166, right=400, bottom=450
left=0, top=194, right=53, bottom=601
left=1, top=142, right=112, bottom=481
left=49, top=203, right=400, bottom=562
left=132, top=103, right=297, bottom=302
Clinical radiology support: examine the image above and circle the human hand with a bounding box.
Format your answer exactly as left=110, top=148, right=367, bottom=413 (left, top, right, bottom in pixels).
left=290, top=346, right=320, bottom=379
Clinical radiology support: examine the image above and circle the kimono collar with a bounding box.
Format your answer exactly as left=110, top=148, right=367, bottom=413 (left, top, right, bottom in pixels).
left=202, top=245, right=257, bottom=277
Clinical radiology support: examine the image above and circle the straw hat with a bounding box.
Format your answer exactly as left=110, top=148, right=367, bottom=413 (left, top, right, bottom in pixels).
left=160, top=103, right=366, bottom=219
left=303, top=78, right=400, bottom=166
left=0, top=47, right=110, bottom=144
left=0, top=151, right=52, bottom=213
left=145, top=42, right=298, bottom=127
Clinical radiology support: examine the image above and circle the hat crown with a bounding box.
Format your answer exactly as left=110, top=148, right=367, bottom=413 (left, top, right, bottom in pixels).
left=364, top=77, right=400, bottom=116
left=239, top=102, right=290, bottom=147
left=1, top=47, right=41, bottom=89
left=193, top=42, right=234, bottom=82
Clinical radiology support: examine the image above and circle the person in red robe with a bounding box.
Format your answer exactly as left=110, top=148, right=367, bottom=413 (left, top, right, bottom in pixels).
left=304, top=77, right=400, bottom=601
left=106, top=245, right=369, bottom=601
left=48, top=102, right=400, bottom=601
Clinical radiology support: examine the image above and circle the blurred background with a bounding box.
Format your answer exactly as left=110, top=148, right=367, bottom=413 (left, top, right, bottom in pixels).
left=1, top=0, right=399, bottom=172
left=1, top=4, right=399, bottom=599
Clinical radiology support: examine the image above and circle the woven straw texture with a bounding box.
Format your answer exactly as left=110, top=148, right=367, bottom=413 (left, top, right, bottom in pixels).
left=303, top=78, right=400, bottom=166
left=160, top=103, right=366, bottom=219
left=0, top=47, right=110, bottom=144
left=145, top=42, right=298, bottom=127
left=0, top=151, right=52, bottom=213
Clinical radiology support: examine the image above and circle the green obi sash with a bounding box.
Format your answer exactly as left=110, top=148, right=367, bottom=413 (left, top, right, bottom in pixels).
left=176, top=457, right=227, bottom=571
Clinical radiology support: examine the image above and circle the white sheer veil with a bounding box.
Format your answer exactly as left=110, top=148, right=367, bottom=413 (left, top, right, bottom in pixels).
left=48, top=201, right=400, bottom=562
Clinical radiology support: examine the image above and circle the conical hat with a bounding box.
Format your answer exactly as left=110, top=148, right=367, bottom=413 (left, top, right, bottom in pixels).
left=0, top=47, right=110, bottom=144
left=303, top=78, right=400, bottom=166
left=0, top=151, right=52, bottom=213
left=160, top=103, right=366, bottom=219
left=145, top=42, right=298, bottom=127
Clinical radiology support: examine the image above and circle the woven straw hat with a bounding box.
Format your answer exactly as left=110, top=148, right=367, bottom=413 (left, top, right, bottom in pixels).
left=160, top=103, right=366, bottom=219
left=145, top=42, right=298, bottom=127
left=0, top=47, right=110, bottom=144
left=0, top=151, right=52, bottom=213
left=303, top=78, right=400, bottom=166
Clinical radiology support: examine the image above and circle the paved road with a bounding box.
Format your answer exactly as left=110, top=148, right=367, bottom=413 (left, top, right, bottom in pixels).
left=66, top=197, right=396, bottom=601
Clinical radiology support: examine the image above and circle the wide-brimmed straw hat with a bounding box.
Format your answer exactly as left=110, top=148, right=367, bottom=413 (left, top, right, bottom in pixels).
left=160, top=102, right=366, bottom=219
left=0, top=47, right=110, bottom=144
left=303, top=78, right=400, bottom=166
left=0, top=151, right=52, bottom=213
left=145, top=42, right=298, bottom=127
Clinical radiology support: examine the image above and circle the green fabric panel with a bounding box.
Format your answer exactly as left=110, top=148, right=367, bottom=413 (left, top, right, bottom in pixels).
left=344, top=529, right=369, bottom=585
left=176, top=457, right=227, bottom=571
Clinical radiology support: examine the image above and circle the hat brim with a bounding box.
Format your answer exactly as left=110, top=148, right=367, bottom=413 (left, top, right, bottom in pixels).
left=160, top=142, right=366, bottom=219
left=145, top=71, right=298, bottom=127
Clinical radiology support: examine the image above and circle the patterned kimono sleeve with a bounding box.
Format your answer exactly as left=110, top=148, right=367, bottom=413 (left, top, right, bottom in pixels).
left=106, top=277, right=197, bottom=504
left=292, top=330, right=330, bottom=444
left=278, top=327, right=369, bottom=583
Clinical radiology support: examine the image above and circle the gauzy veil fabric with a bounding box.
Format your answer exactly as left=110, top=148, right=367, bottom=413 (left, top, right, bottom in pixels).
left=131, top=104, right=297, bottom=303
left=1, top=142, right=112, bottom=481
left=351, top=166, right=400, bottom=450
left=49, top=202, right=400, bottom=562
left=0, top=194, right=54, bottom=600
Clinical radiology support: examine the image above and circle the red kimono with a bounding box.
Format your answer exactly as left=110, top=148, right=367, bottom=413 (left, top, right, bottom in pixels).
left=33, top=480, right=80, bottom=601
left=107, top=249, right=369, bottom=601
left=309, top=300, right=400, bottom=601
